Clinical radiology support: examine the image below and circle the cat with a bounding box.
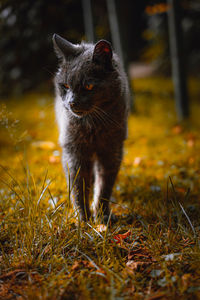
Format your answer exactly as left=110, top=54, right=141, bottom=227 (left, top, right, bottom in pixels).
left=53, top=34, right=129, bottom=222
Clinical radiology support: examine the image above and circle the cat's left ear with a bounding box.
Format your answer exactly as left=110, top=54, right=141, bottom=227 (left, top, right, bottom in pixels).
left=93, top=40, right=113, bottom=68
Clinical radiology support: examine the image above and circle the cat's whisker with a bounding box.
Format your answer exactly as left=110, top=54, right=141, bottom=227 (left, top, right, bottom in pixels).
left=88, top=114, right=96, bottom=129
left=92, top=108, right=109, bottom=128
left=92, top=105, right=122, bottom=129
left=93, top=105, right=119, bottom=128
left=91, top=110, right=103, bottom=127
left=99, top=108, right=123, bottom=129
left=96, top=108, right=116, bottom=128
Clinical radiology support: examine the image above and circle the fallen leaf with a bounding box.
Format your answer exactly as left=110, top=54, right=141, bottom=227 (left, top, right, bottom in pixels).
left=172, top=125, right=183, bottom=134
left=133, top=156, right=142, bottom=166
left=188, top=157, right=195, bottom=164
left=126, top=260, right=150, bottom=271
left=71, top=260, right=97, bottom=271
left=146, top=292, right=167, bottom=300
left=0, top=269, right=26, bottom=280
left=128, top=249, right=155, bottom=261
left=31, top=141, right=56, bottom=150
left=95, top=268, right=106, bottom=275
left=49, top=155, right=60, bottom=164
left=181, top=273, right=191, bottom=291
left=112, top=230, right=131, bottom=244
left=71, top=261, right=80, bottom=271
left=187, top=139, right=195, bottom=148
left=96, top=224, right=107, bottom=232
left=176, top=187, right=186, bottom=194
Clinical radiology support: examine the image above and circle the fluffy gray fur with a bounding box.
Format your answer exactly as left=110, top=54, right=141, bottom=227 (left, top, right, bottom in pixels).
left=53, top=34, right=129, bottom=221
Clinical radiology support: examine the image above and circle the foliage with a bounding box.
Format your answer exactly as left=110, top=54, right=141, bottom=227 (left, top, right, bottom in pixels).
left=0, top=78, right=200, bottom=299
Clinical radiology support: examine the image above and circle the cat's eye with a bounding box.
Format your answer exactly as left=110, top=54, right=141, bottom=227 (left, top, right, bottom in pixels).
left=63, top=83, right=70, bottom=90
left=85, top=84, right=94, bottom=91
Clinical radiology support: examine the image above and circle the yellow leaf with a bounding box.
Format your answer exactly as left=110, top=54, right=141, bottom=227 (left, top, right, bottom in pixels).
left=133, top=157, right=142, bottom=166
left=96, top=224, right=107, bottom=232
left=49, top=155, right=60, bottom=164
left=31, top=141, right=56, bottom=150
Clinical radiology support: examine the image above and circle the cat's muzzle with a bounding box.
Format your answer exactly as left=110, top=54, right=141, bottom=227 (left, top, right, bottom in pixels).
left=68, top=100, right=91, bottom=116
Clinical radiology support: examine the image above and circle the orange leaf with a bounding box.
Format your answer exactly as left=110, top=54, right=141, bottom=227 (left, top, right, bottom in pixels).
left=188, top=157, right=195, bottom=164
left=187, top=139, right=195, bottom=148
left=172, top=125, right=183, bottom=134
left=71, top=261, right=80, bottom=271
left=176, top=187, right=186, bottom=194
left=112, top=230, right=131, bottom=244
left=49, top=155, right=60, bottom=164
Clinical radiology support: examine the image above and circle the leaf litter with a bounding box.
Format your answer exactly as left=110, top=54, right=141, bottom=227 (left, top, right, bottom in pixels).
left=0, top=78, right=200, bottom=299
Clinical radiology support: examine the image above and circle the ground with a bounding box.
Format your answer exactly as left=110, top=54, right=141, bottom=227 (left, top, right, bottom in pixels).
left=0, top=77, right=200, bottom=299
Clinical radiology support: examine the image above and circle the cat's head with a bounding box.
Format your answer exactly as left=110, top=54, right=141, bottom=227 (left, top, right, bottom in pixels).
left=53, top=34, right=120, bottom=117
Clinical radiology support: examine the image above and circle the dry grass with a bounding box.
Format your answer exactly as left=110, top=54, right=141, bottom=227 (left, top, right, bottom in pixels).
left=0, top=77, right=200, bottom=299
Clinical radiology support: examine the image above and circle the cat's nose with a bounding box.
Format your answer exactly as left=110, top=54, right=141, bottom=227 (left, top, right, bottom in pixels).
left=69, top=100, right=75, bottom=108
left=68, top=99, right=76, bottom=108
left=68, top=99, right=80, bottom=111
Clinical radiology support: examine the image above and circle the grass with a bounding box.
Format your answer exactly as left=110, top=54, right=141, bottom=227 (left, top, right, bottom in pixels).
left=0, top=77, right=200, bottom=299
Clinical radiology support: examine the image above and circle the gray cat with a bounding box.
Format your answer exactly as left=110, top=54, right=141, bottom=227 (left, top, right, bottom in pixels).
left=53, top=34, right=129, bottom=222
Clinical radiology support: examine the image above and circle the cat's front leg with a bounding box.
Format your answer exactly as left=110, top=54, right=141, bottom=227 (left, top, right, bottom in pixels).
left=92, top=146, right=123, bottom=221
left=62, top=148, right=92, bottom=221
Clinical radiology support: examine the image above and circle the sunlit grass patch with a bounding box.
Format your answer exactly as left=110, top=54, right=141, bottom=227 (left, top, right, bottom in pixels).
left=0, top=78, right=200, bottom=299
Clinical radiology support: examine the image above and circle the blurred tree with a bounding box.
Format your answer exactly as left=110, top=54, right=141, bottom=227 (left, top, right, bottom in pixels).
left=115, top=0, right=147, bottom=66
left=143, top=0, right=200, bottom=76
left=0, top=0, right=199, bottom=97
left=167, top=0, right=189, bottom=120
left=143, top=7, right=169, bottom=74
left=106, top=0, right=124, bottom=64
left=82, top=0, right=94, bottom=42
left=0, top=0, right=84, bottom=96
left=0, top=0, right=148, bottom=97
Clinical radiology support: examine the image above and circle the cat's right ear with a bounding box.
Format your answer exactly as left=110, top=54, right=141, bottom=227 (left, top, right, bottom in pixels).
left=52, top=34, right=79, bottom=60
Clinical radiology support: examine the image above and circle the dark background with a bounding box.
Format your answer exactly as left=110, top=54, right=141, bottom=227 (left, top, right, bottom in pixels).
left=0, top=0, right=199, bottom=97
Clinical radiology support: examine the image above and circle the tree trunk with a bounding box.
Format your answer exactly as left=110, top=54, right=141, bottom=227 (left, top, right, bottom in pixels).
left=106, top=0, right=134, bottom=111
left=167, top=0, right=189, bottom=120
left=82, top=0, right=94, bottom=42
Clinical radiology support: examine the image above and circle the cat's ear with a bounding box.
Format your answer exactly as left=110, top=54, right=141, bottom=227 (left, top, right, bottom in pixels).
left=53, top=34, right=79, bottom=60
left=93, top=40, right=113, bottom=68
